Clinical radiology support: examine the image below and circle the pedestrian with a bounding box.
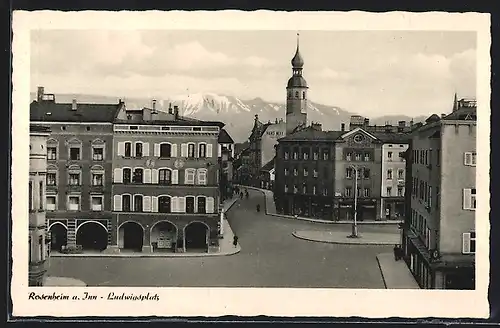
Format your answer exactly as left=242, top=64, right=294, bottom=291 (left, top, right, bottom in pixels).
left=233, top=235, right=239, bottom=247
left=240, top=192, right=243, bottom=199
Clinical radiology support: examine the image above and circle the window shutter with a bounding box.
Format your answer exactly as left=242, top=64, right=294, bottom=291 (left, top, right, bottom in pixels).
left=113, top=168, right=123, bottom=183
left=462, top=232, right=471, bottom=253
left=172, top=169, right=179, bottom=184
left=194, top=196, right=199, bottom=213
left=143, top=143, right=150, bottom=157
left=171, top=144, right=178, bottom=157
left=172, top=196, right=178, bottom=213
left=463, top=188, right=472, bottom=209
left=178, top=197, right=186, bottom=213
left=207, top=144, right=213, bottom=158
left=152, top=196, right=158, bottom=212
left=117, top=142, right=125, bottom=156
left=152, top=169, right=159, bottom=184
left=143, top=196, right=151, bottom=212
left=184, top=169, right=189, bottom=184
left=218, top=144, right=222, bottom=158
left=144, top=169, right=152, bottom=183
left=113, top=195, right=122, bottom=211
left=206, top=197, right=215, bottom=213
left=154, top=143, right=160, bottom=157
left=181, top=143, right=188, bottom=157
left=428, top=186, right=432, bottom=208
left=131, top=143, right=136, bottom=157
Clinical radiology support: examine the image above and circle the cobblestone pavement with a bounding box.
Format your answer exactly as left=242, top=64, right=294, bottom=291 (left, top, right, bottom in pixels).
left=47, top=190, right=395, bottom=288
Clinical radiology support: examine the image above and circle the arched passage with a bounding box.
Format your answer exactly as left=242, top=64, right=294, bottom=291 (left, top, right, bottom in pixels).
left=49, top=223, right=67, bottom=252
left=184, top=221, right=209, bottom=252
left=76, top=221, right=108, bottom=251
left=119, top=221, right=144, bottom=252
left=150, top=221, right=178, bottom=252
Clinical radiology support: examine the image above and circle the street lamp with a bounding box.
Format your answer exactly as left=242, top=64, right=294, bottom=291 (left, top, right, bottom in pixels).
left=348, top=165, right=359, bottom=238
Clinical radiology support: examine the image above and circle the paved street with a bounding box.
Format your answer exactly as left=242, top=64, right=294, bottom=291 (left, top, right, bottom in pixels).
left=47, top=190, right=397, bottom=288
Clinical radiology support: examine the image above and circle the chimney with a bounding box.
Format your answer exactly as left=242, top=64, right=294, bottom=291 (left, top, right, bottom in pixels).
left=37, top=86, right=45, bottom=102
left=275, top=118, right=278, bottom=124
left=168, top=103, right=173, bottom=115
left=398, top=120, right=405, bottom=127
left=174, top=105, right=179, bottom=119
left=364, top=118, right=370, bottom=127
left=441, top=113, right=447, bottom=118
left=410, top=119, right=414, bottom=127
left=71, top=98, right=77, bottom=111
left=152, top=99, right=157, bottom=113
left=341, top=123, right=345, bottom=132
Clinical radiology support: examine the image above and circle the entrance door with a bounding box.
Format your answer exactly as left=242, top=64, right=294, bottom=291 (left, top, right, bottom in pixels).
left=121, top=222, right=143, bottom=252
left=184, top=222, right=209, bottom=252
left=49, top=224, right=67, bottom=252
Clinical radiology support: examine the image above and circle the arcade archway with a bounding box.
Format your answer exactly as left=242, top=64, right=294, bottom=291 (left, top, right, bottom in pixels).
left=76, top=221, right=108, bottom=251
left=150, top=221, right=178, bottom=252
left=49, top=223, right=67, bottom=252
left=119, top=221, right=144, bottom=252
left=184, top=222, right=209, bottom=252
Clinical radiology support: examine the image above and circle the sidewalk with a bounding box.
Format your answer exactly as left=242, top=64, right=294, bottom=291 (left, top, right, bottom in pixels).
left=51, top=197, right=241, bottom=258
left=238, top=185, right=402, bottom=225
left=292, top=230, right=400, bottom=245
left=376, top=253, right=420, bottom=289
left=44, top=276, right=87, bottom=286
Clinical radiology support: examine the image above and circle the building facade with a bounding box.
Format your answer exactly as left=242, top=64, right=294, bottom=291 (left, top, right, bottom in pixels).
left=218, top=128, right=235, bottom=201
left=30, top=87, right=121, bottom=253
left=29, top=125, right=51, bottom=286
left=402, top=98, right=476, bottom=289
left=380, top=142, right=409, bottom=220
left=111, top=102, right=224, bottom=254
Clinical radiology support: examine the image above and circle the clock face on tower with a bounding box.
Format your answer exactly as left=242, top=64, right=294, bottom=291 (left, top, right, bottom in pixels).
left=353, top=134, right=364, bottom=143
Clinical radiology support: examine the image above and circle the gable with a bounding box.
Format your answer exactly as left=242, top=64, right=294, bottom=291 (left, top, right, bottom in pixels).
left=340, top=128, right=379, bottom=147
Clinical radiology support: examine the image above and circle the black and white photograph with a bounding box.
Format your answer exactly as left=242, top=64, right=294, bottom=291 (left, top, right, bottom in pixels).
left=12, top=10, right=490, bottom=318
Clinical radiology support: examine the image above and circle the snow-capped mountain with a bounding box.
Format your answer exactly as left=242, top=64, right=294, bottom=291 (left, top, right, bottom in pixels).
left=30, top=92, right=425, bottom=143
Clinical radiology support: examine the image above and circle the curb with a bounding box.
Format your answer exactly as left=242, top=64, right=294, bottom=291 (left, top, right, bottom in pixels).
left=237, top=185, right=402, bottom=226
left=291, top=231, right=397, bottom=246
left=376, top=255, right=388, bottom=289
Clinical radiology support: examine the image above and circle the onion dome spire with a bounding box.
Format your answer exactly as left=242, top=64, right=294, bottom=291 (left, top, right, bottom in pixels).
left=291, top=33, right=304, bottom=68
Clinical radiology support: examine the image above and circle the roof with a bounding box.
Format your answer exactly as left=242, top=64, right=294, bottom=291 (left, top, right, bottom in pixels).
left=372, top=132, right=411, bottom=143
left=279, top=126, right=343, bottom=142
left=235, top=141, right=249, bottom=154
left=261, top=157, right=275, bottom=172
left=30, top=100, right=122, bottom=123
left=442, top=106, right=477, bottom=121
left=287, top=75, right=308, bottom=88
left=30, top=124, right=51, bottom=133
left=114, top=116, right=225, bottom=127
left=218, top=129, right=234, bottom=144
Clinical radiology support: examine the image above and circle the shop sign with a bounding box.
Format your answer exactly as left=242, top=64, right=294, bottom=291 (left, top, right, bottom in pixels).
left=340, top=204, right=352, bottom=208
left=363, top=205, right=375, bottom=209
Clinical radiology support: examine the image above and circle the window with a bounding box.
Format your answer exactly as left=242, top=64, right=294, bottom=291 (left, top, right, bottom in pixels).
left=355, top=153, right=361, bottom=161
left=346, top=152, right=352, bottom=161
left=69, top=173, right=81, bottom=186
left=323, top=188, right=328, bottom=196
left=303, top=149, right=309, bottom=160
left=28, top=181, right=33, bottom=210
left=197, top=169, right=207, bottom=185
left=284, top=168, right=289, bottom=176
left=132, top=168, right=143, bottom=183
left=293, top=185, right=298, bottom=194
left=123, top=168, right=132, bottom=184
left=199, top=143, right=207, bottom=158
left=159, top=143, right=171, bottom=158
left=47, top=147, right=57, bottom=160
left=345, top=187, right=352, bottom=197
left=124, top=142, right=132, bottom=157
left=303, top=91, right=306, bottom=99
left=313, top=148, right=319, bottom=160
left=462, top=231, right=476, bottom=254
left=388, top=151, right=393, bottom=161
left=387, top=169, right=393, bottom=180
left=397, top=187, right=403, bottom=197
left=69, top=147, right=80, bottom=160
left=284, top=185, right=289, bottom=193
left=424, top=150, right=428, bottom=165
left=398, top=169, right=404, bottom=180
left=464, top=152, right=477, bottom=166
left=363, top=168, right=370, bottom=179
left=92, top=172, right=103, bottom=186
left=313, top=185, right=317, bottom=195
left=185, top=169, right=196, bottom=184
left=313, top=168, right=318, bottom=178
left=364, top=188, right=370, bottom=197
left=39, top=181, right=44, bottom=210
left=346, top=167, right=353, bottom=179
left=302, top=184, right=307, bottom=194
left=284, top=149, right=289, bottom=160
left=293, top=148, right=299, bottom=160
left=91, top=196, right=103, bottom=211
left=158, top=196, right=171, bottom=213
left=68, top=196, right=80, bottom=211
left=159, top=169, right=171, bottom=185
left=46, top=196, right=56, bottom=211
left=322, top=149, right=329, bottom=160
left=463, top=188, right=476, bottom=210
left=399, top=152, right=405, bottom=161
left=135, top=143, right=143, bottom=158
left=293, top=168, right=298, bottom=176
left=364, top=153, right=370, bottom=161
left=295, top=91, right=299, bottom=98
left=188, top=143, right=196, bottom=158
left=186, top=196, right=195, bottom=213
left=92, top=147, right=104, bottom=161
left=387, top=187, right=392, bottom=196
left=122, top=195, right=131, bottom=212
left=197, top=197, right=206, bottom=214
left=46, top=172, right=57, bottom=186
left=134, top=195, right=143, bottom=212
left=303, top=168, right=308, bottom=177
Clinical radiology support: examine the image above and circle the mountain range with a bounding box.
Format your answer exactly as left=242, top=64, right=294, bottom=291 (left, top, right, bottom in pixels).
left=30, top=92, right=426, bottom=143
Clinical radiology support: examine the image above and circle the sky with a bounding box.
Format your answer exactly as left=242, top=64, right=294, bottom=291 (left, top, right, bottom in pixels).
left=30, top=30, right=477, bottom=117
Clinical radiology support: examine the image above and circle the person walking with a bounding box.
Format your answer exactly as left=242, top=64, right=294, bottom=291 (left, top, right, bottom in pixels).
left=233, top=235, right=239, bottom=248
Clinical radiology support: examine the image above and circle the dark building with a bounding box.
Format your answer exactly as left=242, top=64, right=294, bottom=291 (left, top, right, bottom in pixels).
left=218, top=128, right=235, bottom=201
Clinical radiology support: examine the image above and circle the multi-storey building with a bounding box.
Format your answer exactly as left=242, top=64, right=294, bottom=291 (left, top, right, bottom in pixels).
left=30, top=87, right=121, bottom=253
left=29, top=124, right=50, bottom=286
left=402, top=97, right=476, bottom=289
left=274, top=124, right=339, bottom=220
left=234, top=143, right=251, bottom=185
left=111, top=101, right=225, bottom=253
left=380, top=141, right=409, bottom=220
left=217, top=129, right=235, bottom=201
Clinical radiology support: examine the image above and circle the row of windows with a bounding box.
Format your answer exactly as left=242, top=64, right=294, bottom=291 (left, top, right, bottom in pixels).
left=385, top=151, right=405, bottom=162
left=410, top=209, right=432, bottom=249
left=386, top=168, right=405, bottom=180
left=113, top=168, right=208, bottom=185
left=284, top=184, right=329, bottom=196
left=117, top=142, right=213, bottom=159
left=284, top=167, right=322, bottom=178
left=344, top=152, right=372, bottom=162
left=47, top=138, right=105, bottom=161
left=411, top=177, right=434, bottom=208
left=412, top=149, right=440, bottom=167
left=287, top=91, right=307, bottom=99
left=283, top=148, right=331, bottom=161
left=46, top=168, right=104, bottom=187
left=45, top=194, right=104, bottom=212
left=113, top=194, right=215, bottom=214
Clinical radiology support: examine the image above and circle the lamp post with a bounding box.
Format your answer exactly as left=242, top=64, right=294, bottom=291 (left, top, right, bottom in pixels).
left=348, top=165, right=359, bottom=238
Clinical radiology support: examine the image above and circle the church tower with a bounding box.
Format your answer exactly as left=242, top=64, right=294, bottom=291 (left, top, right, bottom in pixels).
left=286, top=33, right=308, bottom=135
